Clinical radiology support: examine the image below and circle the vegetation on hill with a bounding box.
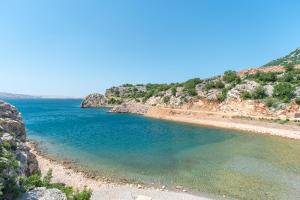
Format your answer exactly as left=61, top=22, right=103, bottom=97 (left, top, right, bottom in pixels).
left=264, top=48, right=300, bottom=66
left=80, top=47, right=300, bottom=114
left=103, top=61, right=300, bottom=110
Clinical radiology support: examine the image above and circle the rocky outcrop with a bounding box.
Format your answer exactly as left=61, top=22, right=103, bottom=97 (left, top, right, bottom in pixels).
left=18, top=187, right=67, bottom=200
left=0, top=100, right=39, bottom=199
left=81, top=93, right=107, bottom=108
left=109, top=103, right=149, bottom=115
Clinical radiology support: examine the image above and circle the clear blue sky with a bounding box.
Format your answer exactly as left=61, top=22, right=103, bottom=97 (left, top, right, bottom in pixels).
left=0, top=0, right=300, bottom=97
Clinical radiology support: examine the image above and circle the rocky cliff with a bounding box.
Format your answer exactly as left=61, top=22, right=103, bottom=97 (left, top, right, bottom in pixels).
left=82, top=47, right=300, bottom=120
left=81, top=93, right=107, bottom=108
left=0, top=100, right=39, bottom=199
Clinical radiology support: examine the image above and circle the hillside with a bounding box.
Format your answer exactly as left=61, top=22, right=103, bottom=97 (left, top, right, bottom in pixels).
left=264, top=47, right=300, bottom=66
left=0, top=92, right=41, bottom=99
left=82, top=47, right=300, bottom=120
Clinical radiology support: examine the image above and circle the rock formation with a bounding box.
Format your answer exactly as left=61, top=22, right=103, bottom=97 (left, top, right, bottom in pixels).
left=0, top=100, right=39, bottom=199
left=81, top=93, right=107, bottom=108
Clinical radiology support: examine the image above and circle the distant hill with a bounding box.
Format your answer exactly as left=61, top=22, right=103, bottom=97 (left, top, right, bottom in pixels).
left=0, top=92, right=82, bottom=99
left=0, top=92, right=41, bottom=99
left=264, top=47, right=300, bottom=66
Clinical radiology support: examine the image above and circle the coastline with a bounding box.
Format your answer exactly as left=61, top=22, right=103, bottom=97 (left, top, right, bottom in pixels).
left=144, top=107, right=300, bottom=140
left=26, top=141, right=214, bottom=200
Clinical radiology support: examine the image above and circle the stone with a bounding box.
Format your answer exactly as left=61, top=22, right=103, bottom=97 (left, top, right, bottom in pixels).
left=295, top=113, right=300, bottom=118
left=137, top=184, right=143, bottom=189
left=1, top=132, right=13, bottom=142
left=17, top=187, right=67, bottom=200
left=264, top=84, right=274, bottom=96
left=135, top=195, right=152, bottom=200
left=175, top=185, right=183, bottom=190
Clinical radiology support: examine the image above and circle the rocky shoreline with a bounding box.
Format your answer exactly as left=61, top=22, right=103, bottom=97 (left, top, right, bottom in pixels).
left=0, top=100, right=68, bottom=199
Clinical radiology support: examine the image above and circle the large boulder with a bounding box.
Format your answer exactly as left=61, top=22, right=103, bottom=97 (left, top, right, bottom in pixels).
left=18, top=187, right=67, bottom=200
left=81, top=93, right=107, bottom=108
left=263, top=84, right=274, bottom=96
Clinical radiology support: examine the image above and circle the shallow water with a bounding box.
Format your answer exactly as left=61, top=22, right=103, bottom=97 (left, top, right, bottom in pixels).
left=7, top=99, right=300, bottom=199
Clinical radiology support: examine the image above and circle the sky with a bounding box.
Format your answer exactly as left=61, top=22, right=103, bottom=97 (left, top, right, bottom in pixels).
left=0, top=0, right=300, bottom=97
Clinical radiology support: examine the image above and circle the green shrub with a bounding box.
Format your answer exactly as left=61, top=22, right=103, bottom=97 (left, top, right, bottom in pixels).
left=295, top=96, right=300, bottom=104
left=241, top=91, right=252, bottom=100
left=264, top=97, right=276, bottom=108
left=284, top=63, right=295, bottom=72
left=223, top=70, right=241, bottom=83
left=20, top=170, right=92, bottom=200
left=171, top=87, right=177, bottom=96
left=272, top=83, right=295, bottom=101
left=107, top=98, right=123, bottom=105
left=246, top=72, right=277, bottom=83
left=183, top=78, right=201, bottom=96
left=22, top=174, right=44, bottom=191
left=163, top=96, right=170, bottom=104
left=252, top=86, right=267, bottom=99
left=73, top=187, right=92, bottom=200
left=205, top=81, right=225, bottom=91
left=217, top=89, right=228, bottom=102
left=281, top=72, right=294, bottom=82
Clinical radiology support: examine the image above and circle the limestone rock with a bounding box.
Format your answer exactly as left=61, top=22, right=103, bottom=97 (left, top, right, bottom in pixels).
left=264, top=84, right=274, bottom=96
left=205, top=89, right=222, bottom=101
left=81, top=93, right=107, bottom=108
left=135, top=195, right=152, bottom=200
left=18, top=187, right=67, bottom=200
left=110, top=103, right=149, bottom=115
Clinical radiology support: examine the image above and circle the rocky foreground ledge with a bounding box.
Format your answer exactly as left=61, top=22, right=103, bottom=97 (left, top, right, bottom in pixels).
left=0, top=100, right=67, bottom=200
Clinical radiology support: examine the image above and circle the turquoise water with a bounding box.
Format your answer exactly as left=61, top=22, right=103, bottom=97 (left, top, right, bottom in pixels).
left=7, top=99, right=300, bottom=199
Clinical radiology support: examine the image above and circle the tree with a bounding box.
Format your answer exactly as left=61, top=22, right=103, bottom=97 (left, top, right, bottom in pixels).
left=223, top=70, right=241, bottom=83
left=284, top=63, right=295, bottom=72
left=252, top=86, right=267, bottom=99
left=272, top=83, right=295, bottom=100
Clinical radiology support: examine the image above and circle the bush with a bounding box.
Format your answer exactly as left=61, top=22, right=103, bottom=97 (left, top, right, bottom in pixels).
left=246, top=72, right=277, bottom=83
left=183, top=78, right=201, bottom=96
left=223, top=70, right=241, bottom=83
left=217, top=89, right=228, bottom=102
left=73, top=187, right=92, bottom=200
left=295, top=96, right=300, bottom=105
left=264, top=97, right=276, bottom=108
left=281, top=72, right=294, bottom=82
left=107, top=98, right=123, bottom=105
left=163, top=96, right=170, bottom=104
left=20, top=170, right=92, bottom=200
left=272, top=83, right=295, bottom=101
left=252, top=86, right=267, bottom=99
left=284, top=63, right=295, bottom=72
left=205, top=80, right=225, bottom=91
left=241, top=91, right=252, bottom=100
left=171, top=87, right=176, bottom=96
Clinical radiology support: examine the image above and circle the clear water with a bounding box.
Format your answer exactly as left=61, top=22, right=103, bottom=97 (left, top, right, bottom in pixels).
left=6, top=99, right=300, bottom=199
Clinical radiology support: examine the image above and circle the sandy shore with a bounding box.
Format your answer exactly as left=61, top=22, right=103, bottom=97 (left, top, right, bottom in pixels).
left=145, top=107, right=300, bottom=140
left=26, top=142, right=213, bottom=200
